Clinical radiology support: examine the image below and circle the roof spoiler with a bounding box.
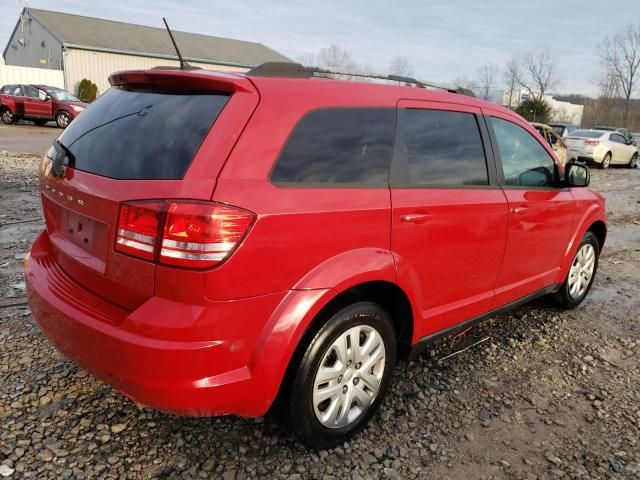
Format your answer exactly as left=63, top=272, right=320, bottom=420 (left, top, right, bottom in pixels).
left=248, top=62, right=475, bottom=97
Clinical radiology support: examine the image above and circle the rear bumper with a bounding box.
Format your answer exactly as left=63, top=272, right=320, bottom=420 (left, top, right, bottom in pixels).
left=25, top=232, right=286, bottom=417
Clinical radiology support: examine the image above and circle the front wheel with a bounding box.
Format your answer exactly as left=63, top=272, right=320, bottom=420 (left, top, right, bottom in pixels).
left=551, top=231, right=599, bottom=309
left=628, top=153, right=638, bottom=169
left=284, top=301, right=396, bottom=449
left=55, top=111, right=71, bottom=128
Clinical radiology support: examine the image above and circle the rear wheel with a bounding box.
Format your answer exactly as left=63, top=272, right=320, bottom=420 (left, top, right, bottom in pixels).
left=283, top=301, right=396, bottom=449
left=55, top=111, right=71, bottom=128
left=1, top=108, right=16, bottom=125
left=551, top=231, right=599, bottom=309
left=601, top=152, right=611, bottom=169
left=628, top=153, right=638, bottom=168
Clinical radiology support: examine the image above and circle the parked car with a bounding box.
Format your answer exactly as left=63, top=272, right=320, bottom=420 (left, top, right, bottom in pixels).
left=549, top=123, right=579, bottom=138
left=593, top=125, right=632, bottom=142
left=0, top=84, right=88, bottom=128
left=25, top=65, right=607, bottom=449
left=566, top=129, right=638, bottom=168
left=532, top=122, right=575, bottom=164
left=632, top=132, right=640, bottom=145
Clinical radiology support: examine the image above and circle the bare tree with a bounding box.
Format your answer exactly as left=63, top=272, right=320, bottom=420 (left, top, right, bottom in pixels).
left=451, top=76, right=477, bottom=91
left=476, top=64, right=498, bottom=100
left=516, top=49, right=559, bottom=101
left=316, top=45, right=358, bottom=70
left=599, top=23, right=640, bottom=126
left=389, top=54, right=414, bottom=78
left=503, top=56, right=521, bottom=108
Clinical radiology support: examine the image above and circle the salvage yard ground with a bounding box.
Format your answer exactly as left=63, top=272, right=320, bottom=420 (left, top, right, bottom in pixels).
left=0, top=151, right=639, bottom=479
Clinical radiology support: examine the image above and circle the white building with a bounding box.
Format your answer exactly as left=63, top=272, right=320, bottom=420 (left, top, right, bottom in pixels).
left=499, top=89, right=584, bottom=126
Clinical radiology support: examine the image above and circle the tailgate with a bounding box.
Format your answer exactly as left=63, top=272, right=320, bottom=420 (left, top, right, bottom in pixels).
left=39, top=70, right=259, bottom=310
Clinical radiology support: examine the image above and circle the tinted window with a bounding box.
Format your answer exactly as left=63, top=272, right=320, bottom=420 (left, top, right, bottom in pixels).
left=57, top=87, right=229, bottom=180
left=271, top=108, right=395, bottom=185
left=489, top=117, right=556, bottom=187
left=23, top=86, right=40, bottom=99
left=1, top=85, right=13, bottom=95
left=569, top=130, right=604, bottom=139
left=611, top=134, right=626, bottom=143
left=402, top=109, right=488, bottom=186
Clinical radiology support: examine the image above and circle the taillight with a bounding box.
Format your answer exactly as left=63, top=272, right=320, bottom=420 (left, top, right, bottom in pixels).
left=584, top=140, right=600, bottom=146
left=160, top=201, right=254, bottom=268
left=115, top=200, right=254, bottom=269
left=115, top=201, right=164, bottom=260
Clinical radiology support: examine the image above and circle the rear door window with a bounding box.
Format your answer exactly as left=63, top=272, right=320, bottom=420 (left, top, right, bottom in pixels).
left=57, top=87, right=230, bottom=179
left=401, top=109, right=489, bottom=186
left=270, top=108, right=396, bottom=185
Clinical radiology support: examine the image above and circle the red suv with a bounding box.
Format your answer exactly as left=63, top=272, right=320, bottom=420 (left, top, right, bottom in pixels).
left=0, top=84, right=88, bottom=128
left=25, top=65, right=606, bottom=448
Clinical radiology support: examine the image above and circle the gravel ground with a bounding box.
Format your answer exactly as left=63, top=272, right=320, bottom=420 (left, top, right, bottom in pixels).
left=1, top=152, right=639, bottom=479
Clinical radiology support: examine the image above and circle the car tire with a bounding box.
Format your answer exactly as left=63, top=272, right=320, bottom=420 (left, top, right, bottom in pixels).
left=550, top=231, right=599, bottom=309
left=1, top=108, right=16, bottom=125
left=33, top=119, right=48, bottom=126
left=283, top=301, right=396, bottom=449
left=600, top=152, right=611, bottom=169
left=55, top=111, right=71, bottom=129
left=628, top=153, right=638, bottom=169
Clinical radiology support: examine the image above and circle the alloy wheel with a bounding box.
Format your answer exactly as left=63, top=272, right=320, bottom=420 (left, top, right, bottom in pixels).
left=312, top=325, right=386, bottom=429
left=568, top=243, right=596, bottom=299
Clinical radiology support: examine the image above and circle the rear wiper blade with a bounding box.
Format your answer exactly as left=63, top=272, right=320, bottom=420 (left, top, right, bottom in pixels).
left=48, top=140, right=75, bottom=178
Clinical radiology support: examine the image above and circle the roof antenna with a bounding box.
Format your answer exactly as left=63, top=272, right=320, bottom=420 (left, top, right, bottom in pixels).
left=162, top=17, right=192, bottom=70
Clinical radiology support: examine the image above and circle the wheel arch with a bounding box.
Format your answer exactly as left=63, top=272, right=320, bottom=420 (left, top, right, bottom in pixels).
left=556, top=206, right=607, bottom=283
left=252, top=279, right=415, bottom=416
left=587, top=220, right=607, bottom=253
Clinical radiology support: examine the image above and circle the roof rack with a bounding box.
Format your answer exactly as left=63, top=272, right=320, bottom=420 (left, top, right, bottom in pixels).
left=247, top=62, right=475, bottom=97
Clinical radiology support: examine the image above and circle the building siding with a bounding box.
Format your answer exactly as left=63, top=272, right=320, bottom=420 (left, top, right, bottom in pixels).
left=3, top=14, right=63, bottom=70
left=63, top=48, right=249, bottom=96
left=0, top=63, right=65, bottom=89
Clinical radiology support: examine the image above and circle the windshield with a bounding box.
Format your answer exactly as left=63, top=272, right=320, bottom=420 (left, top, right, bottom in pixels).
left=48, top=88, right=80, bottom=102
left=549, top=125, right=565, bottom=135
left=56, top=86, right=230, bottom=179
left=569, top=130, right=605, bottom=138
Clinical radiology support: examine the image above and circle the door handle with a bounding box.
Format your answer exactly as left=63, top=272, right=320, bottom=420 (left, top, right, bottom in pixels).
left=400, top=213, right=431, bottom=224
left=510, top=206, right=530, bottom=215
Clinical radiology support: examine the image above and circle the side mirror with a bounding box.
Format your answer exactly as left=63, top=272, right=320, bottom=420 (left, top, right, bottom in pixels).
left=565, top=161, right=590, bottom=187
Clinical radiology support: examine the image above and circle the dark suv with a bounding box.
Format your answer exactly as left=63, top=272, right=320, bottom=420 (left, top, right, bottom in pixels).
left=25, top=64, right=606, bottom=448
left=0, top=84, right=88, bottom=128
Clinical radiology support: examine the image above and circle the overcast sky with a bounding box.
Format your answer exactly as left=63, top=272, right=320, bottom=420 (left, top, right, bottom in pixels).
left=2, top=0, right=639, bottom=96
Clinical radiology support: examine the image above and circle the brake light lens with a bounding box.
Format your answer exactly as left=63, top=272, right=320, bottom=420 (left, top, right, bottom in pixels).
left=584, top=140, right=600, bottom=146
left=115, top=201, right=164, bottom=260
left=160, top=202, right=254, bottom=268
left=114, top=200, right=254, bottom=268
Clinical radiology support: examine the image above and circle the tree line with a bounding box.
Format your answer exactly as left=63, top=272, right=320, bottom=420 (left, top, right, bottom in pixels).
left=301, top=22, right=640, bottom=130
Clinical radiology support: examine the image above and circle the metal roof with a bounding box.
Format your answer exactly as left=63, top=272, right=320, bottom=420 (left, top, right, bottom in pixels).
left=26, top=8, right=291, bottom=67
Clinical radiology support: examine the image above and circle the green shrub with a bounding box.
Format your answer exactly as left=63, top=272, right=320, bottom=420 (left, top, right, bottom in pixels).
left=77, top=79, right=98, bottom=102
left=516, top=96, right=552, bottom=124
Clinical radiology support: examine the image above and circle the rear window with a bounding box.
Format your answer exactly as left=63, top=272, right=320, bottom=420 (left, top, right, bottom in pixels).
left=270, top=108, right=396, bottom=185
left=57, top=87, right=229, bottom=179
left=569, top=130, right=605, bottom=138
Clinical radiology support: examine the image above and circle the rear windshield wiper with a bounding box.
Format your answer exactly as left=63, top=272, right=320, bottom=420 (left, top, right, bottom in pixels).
left=47, top=140, right=75, bottom=177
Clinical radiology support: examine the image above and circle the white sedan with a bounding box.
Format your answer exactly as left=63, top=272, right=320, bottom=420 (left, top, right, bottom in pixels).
left=566, top=129, right=638, bottom=168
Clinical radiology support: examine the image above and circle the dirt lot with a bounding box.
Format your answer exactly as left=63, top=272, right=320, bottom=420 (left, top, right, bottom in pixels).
left=0, top=123, right=60, bottom=154
left=0, top=152, right=639, bottom=479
